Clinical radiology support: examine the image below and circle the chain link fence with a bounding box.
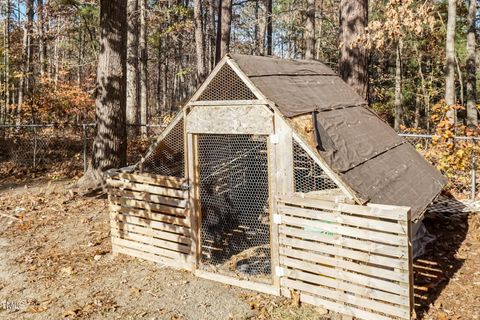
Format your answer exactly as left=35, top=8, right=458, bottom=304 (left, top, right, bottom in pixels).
left=0, top=124, right=165, bottom=176
left=0, top=125, right=478, bottom=201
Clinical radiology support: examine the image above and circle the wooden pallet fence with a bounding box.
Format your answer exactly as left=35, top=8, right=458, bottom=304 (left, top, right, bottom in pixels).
left=107, top=172, right=193, bottom=270
left=277, top=195, right=413, bottom=320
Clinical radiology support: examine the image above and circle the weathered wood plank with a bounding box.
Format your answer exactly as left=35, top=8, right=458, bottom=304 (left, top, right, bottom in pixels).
left=111, top=229, right=191, bottom=254
left=110, top=205, right=190, bottom=227
left=279, top=226, right=407, bottom=258
left=186, top=105, right=273, bottom=134
left=281, top=278, right=409, bottom=318
left=279, top=235, right=408, bottom=270
left=279, top=246, right=408, bottom=283
left=281, top=288, right=398, bottom=320
left=111, top=172, right=186, bottom=189
left=107, top=179, right=188, bottom=199
left=109, top=189, right=188, bottom=208
left=195, top=270, right=279, bottom=296
left=112, top=213, right=191, bottom=236
left=110, top=222, right=191, bottom=245
left=278, top=204, right=407, bottom=234
left=110, top=196, right=188, bottom=216
left=278, top=195, right=409, bottom=221
left=280, top=256, right=409, bottom=296
left=281, top=215, right=406, bottom=246
left=112, top=237, right=189, bottom=261
left=113, top=245, right=192, bottom=270
left=284, top=268, right=409, bottom=307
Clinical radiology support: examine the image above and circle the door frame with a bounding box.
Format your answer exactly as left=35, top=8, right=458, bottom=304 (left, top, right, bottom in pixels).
left=186, top=131, right=280, bottom=296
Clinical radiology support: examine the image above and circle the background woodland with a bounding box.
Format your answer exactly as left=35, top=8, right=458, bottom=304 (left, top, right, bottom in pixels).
left=0, top=0, right=478, bottom=178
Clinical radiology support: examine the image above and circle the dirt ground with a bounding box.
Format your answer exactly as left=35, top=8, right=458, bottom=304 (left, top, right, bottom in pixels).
left=0, top=176, right=479, bottom=320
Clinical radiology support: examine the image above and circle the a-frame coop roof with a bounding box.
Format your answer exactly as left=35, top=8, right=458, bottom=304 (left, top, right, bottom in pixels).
left=189, top=54, right=446, bottom=220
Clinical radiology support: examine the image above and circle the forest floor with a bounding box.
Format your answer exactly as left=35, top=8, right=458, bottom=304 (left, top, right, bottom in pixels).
left=0, top=174, right=479, bottom=320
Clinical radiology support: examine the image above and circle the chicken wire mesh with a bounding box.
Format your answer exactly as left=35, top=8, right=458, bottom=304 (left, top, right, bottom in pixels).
left=197, top=134, right=271, bottom=282
left=292, top=138, right=338, bottom=193
left=139, top=118, right=185, bottom=178
left=197, top=63, right=258, bottom=101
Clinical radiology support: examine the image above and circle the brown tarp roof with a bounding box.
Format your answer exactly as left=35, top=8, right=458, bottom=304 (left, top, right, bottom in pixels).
left=231, top=54, right=366, bottom=117
left=231, top=54, right=447, bottom=219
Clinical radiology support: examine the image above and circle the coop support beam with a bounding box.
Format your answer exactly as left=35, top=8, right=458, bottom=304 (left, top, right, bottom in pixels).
left=195, top=270, right=280, bottom=296
left=187, top=133, right=200, bottom=270
left=186, top=105, right=273, bottom=134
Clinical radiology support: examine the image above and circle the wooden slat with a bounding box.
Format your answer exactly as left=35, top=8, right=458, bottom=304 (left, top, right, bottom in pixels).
left=278, top=195, right=409, bottom=221
left=281, top=215, right=406, bottom=246
left=284, top=268, right=409, bottom=307
left=107, top=179, right=188, bottom=199
left=278, top=204, right=407, bottom=235
left=109, top=189, right=188, bottom=208
left=195, top=270, right=279, bottom=296
left=110, top=205, right=190, bottom=227
left=110, top=196, right=187, bottom=216
left=281, top=288, right=395, bottom=320
left=279, top=235, right=408, bottom=270
left=113, top=245, right=192, bottom=270
left=111, top=172, right=186, bottom=189
left=110, top=222, right=191, bottom=245
left=111, top=229, right=191, bottom=254
left=280, top=256, right=409, bottom=296
left=279, top=246, right=408, bottom=283
left=112, top=237, right=189, bottom=261
left=281, top=278, right=409, bottom=318
left=279, top=226, right=408, bottom=258
left=112, top=213, right=191, bottom=236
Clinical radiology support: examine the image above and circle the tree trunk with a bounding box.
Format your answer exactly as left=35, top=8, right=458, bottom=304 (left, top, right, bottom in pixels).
left=77, top=29, right=84, bottom=86
left=2, top=0, right=10, bottom=124
left=266, top=0, right=272, bottom=55
left=207, top=0, right=216, bottom=71
left=315, top=0, right=323, bottom=60
left=256, top=0, right=267, bottom=55
left=194, top=0, right=206, bottom=80
left=220, top=0, right=232, bottom=59
left=38, top=0, right=46, bottom=76
left=17, top=0, right=34, bottom=124
left=445, top=0, right=456, bottom=124
left=305, top=0, right=315, bottom=60
left=53, top=24, right=60, bottom=87
left=414, top=93, right=421, bottom=129
left=88, top=0, right=128, bottom=184
left=394, top=39, right=403, bottom=131
left=466, top=0, right=477, bottom=127
left=126, top=0, right=139, bottom=129
left=215, top=0, right=222, bottom=64
left=339, top=0, right=368, bottom=100
left=416, top=49, right=430, bottom=131
left=139, top=0, right=148, bottom=135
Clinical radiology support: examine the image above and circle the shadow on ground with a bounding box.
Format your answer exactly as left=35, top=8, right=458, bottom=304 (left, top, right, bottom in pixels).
left=414, top=195, right=470, bottom=318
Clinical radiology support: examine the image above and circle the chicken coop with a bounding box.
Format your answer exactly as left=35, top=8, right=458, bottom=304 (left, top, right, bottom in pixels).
left=107, top=54, right=446, bottom=320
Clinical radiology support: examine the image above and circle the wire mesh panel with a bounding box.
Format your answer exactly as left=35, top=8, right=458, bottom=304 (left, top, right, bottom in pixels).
left=198, top=134, right=271, bottom=283
left=197, top=63, right=258, bottom=101
left=292, top=139, right=338, bottom=193
left=140, top=118, right=185, bottom=178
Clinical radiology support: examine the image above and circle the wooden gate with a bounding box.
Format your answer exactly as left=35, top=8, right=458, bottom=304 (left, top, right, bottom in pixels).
left=276, top=194, right=413, bottom=320
left=108, top=171, right=194, bottom=270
